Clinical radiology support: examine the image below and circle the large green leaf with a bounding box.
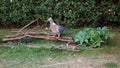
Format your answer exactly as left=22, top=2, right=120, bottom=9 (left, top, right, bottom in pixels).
left=74, top=26, right=114, bottom=48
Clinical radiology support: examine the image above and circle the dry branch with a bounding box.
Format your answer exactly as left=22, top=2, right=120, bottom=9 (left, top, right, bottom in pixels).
left=27, top=35, right=74, bottom=43
left=23, top=45, right=80, bottom=52
left=0, top=44, right=80, bottom=52
left=3, top=35, right=27, bottom=41
left=5, top=34, right=24, bottom=38
left=17, top=19, right=38, bottom=34
left=0, top=45, right=15, bottom=48
left=5, top=32, right=50, bottom=38
left=3, top=34, right=74, bottom=44
left=25, top=32, right=50, bottom=35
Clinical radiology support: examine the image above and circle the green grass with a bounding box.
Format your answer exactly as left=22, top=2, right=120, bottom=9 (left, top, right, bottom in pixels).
left=0, top=28, right=120, bottom=68
left=0, top=46, right=78, bottom=68
left=104, top=62, right=118, bottom=68
left=101, top=31, right=120, bottom=55
left=0, top=29, right=13, bottom=42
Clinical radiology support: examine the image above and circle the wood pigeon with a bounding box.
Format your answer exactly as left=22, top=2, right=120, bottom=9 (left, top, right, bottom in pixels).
left=47, top=17, right=67, bottom=38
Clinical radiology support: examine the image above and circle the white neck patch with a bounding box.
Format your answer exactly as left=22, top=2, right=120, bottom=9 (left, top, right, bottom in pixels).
left=52, top=23, right=56, bottom=25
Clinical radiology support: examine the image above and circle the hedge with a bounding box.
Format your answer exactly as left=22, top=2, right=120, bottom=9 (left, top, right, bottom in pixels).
left=0, top=0, right=120, bottom=27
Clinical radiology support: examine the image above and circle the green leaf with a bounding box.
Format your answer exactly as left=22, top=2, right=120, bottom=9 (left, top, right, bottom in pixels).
left=74, top=26, right=114, bottom=48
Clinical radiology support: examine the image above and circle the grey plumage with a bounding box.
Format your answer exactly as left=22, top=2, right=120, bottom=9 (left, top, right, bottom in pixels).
left=57, top=25, right=67, bottom=34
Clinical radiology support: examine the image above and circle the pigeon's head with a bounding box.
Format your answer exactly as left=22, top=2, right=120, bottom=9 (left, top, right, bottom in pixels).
left=47, top=17, right=53, bottom=22
left=47, top=17, right=56, bottom=25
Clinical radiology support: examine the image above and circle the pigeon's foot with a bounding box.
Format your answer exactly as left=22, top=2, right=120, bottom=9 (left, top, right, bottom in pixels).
left=56, top=36, right=60, bottom=39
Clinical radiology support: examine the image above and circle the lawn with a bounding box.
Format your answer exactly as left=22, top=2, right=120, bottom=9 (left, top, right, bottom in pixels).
left=0, top=28, right=120, bottom=68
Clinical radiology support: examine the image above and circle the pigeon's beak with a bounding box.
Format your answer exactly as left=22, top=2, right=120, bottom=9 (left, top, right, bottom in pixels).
left=46, top=20, right=50, bottom=24
left=47, top=19, right=49, bottom=22
left=46, top=20, right=48, bottom=24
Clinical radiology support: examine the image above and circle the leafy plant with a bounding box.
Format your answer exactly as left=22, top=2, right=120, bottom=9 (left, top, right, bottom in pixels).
left=74, top=26, right=114, bottom=47
left=0, top=0, right=120, bottom=27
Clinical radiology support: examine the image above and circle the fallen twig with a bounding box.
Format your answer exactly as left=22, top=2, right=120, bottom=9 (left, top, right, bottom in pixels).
left=0, top=45, right=15, bottom=48
left=0, top=44, right=80, bottom=52
left=3, top=34, right=74, bottom=44
left=5, top=32, right=50, bottom=38
left=17, top=19, right=38, bottom=34
left=26, top=45, right=80, bottom=52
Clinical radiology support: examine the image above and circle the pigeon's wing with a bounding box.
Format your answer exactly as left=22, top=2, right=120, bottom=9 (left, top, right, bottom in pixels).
left=56, top=25, right=67, bottom=34
left=50, top=24, right=59, bottom=33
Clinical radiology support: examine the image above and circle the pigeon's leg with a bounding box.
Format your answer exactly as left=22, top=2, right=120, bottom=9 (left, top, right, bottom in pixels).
left=57, top=33, right=60, bottom=39
left=54, top=34, right=57, bottom=37
left=51, top=33, right=56, bottom=38
left=49, top=32, right=55, bottom=37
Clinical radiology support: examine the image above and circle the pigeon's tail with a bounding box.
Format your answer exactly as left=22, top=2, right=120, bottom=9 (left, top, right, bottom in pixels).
left=64, top=27, right=68, bottom=30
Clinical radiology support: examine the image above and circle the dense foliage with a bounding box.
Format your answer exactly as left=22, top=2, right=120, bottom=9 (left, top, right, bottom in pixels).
left=74, top=26, right=114, bottom=47
left=0, top=0, right=120, bottom=27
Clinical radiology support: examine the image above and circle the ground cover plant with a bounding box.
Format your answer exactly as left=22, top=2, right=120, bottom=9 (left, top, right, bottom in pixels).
left=74, top=26, right=114, bottom=47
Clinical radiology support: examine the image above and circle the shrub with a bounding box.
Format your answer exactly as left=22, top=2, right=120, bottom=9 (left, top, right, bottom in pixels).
left=74, top=26, right=114, bottom=47
left=0, top=0, right=120, bottom=27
